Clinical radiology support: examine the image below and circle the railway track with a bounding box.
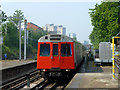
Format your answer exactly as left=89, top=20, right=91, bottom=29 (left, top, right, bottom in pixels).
left=21, top=72, right=74, bottom=90
left=34, top=75, right=74, bottom=90
left=1, top=69, right=41, bottom=90
left=28, top=78, right=59, bottom=90
left=1, top=59, right=86, bottom=90
left=1, top=70, right=75, bottom=90
left=29, top=60, right=85, bottom=90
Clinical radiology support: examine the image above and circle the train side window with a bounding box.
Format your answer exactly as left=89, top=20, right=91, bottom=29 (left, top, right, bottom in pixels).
left=40, top=44, right=50, bottom=56
left=53, top=44, right=58, bottom=56
left=61, top=44, right=72, bottom=56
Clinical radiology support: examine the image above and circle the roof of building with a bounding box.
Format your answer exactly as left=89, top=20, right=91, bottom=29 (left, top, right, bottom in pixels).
left=27, top=22, right=42, bottom=30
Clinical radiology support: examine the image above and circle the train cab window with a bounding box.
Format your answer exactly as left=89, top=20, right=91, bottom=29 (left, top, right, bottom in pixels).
left=40, top=44, right=50, bottom=56
left=53, top=44, right=58, bottom=56
left=61, top=44, right=72, bottom=56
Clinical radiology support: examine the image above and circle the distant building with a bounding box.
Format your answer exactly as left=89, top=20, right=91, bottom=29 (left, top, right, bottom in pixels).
left=21, top=22, right=42, bottom=31
left=84, top=40, right=89, bottom=45
left=27, top=22, right=42, bottom=30
left=57, top=25, right=66, bottom=35
left=21, top=22, right=43, bottom=45
left=69, top=33, right=77, bottom=40
left=54, top=26, right=57, bottom=33
left=43, top=24, right=54, bottom=32
left=43, top=24, right=66, bottom=35
left=47, top=24, right=54, bottom=32
left=63, top=27, right=66, bottom=35
left=83, top=41, right=93, bottom=51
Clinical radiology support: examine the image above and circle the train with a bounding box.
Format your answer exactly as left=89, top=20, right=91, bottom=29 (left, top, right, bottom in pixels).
left=37, top=34, right=86, bottom=78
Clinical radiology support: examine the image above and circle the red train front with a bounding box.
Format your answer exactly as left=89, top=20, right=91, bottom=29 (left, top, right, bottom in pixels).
left=37, top=34, right=85, bottom=78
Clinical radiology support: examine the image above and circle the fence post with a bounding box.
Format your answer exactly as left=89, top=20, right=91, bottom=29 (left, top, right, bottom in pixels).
left=26, top=73, right=30, bottom=88
left=112, top=38, right=115, bottom=79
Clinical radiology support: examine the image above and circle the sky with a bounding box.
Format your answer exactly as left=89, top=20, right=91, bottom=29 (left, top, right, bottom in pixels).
left=1, top=0, right=102, bottom=43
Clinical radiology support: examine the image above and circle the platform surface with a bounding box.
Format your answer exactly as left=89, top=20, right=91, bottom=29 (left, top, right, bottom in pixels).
left=0, top=60, right=36, bottom=70
left=66, top=61, right=118, bottom=88
left=66, top=73, right=118, bottom=88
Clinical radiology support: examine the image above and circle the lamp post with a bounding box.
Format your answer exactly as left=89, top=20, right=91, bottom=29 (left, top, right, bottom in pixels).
left=24, top=19, right=27, bottom=60
left=19, top=20, right=21, bottom=60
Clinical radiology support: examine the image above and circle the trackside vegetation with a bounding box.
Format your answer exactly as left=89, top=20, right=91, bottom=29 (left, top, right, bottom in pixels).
left=1, top=10, right=47, bottom=60
left=89, top=2, right=120, bottom=48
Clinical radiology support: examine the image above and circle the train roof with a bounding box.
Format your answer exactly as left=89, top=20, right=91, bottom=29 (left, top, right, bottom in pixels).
left=38, top=34, right=74, bottom=42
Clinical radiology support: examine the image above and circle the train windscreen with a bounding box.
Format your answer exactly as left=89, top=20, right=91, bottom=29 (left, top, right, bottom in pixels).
left=40, top=44, right=50, bottom=56
left=61, top=44, right=72, bottom=56
left=53, top=44, right=58, bottom=56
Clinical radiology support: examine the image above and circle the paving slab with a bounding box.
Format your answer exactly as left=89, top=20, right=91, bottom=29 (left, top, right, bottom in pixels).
left=66, top=73, right=118, bottom=88
left=66, top=61, right=119, bottom=89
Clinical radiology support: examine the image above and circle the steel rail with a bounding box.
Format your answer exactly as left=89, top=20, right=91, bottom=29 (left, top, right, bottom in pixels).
left=1, top=70, right=40, bottom=90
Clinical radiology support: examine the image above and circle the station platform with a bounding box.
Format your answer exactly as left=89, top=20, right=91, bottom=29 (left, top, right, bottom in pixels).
left=1, top=60, right=36, bottom=70
left=66, top=73, right=118, bottom=88
left=0, top=60, right=37, bottom=85
left=66, top=61, right=118, bottom=89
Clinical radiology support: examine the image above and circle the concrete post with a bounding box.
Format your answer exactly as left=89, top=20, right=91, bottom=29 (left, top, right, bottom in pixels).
left=24, top=19, right=27, bottom=60
left=19, top=20, right=21, bottom=60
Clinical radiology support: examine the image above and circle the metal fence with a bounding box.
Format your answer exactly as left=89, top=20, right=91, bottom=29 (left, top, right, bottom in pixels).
left=112, top=37, right=120, bottom=79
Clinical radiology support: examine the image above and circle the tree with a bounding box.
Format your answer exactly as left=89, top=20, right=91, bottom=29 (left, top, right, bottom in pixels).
left=0, top=7, right=7, bottom=24
left=27, top=29, right=48, bottom=59
left=1, top=9, right=47, bottom=60
left=0, top=11, right=7, bottom=23
left=2, top=22, right=19, bottom=59
left=89, top=2, right=120, bottom=48
left=3, top=22, right=18, bottom=47
left=9, top=10, right=25, bottom=26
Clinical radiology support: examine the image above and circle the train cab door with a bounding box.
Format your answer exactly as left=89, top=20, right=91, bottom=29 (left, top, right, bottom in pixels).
left=60, top=42, right=74, bottom=69
left=51, top=43, right=60, bottom=68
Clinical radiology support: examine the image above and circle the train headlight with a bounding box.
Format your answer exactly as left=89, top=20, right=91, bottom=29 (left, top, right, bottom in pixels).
left=43, top=69, right=46, bottom=71
left=66, top=69, right=70, bottom=71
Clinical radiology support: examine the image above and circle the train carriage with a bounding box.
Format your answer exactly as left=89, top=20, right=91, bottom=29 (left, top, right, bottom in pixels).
left=37, top=34, right=85, bottom=77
